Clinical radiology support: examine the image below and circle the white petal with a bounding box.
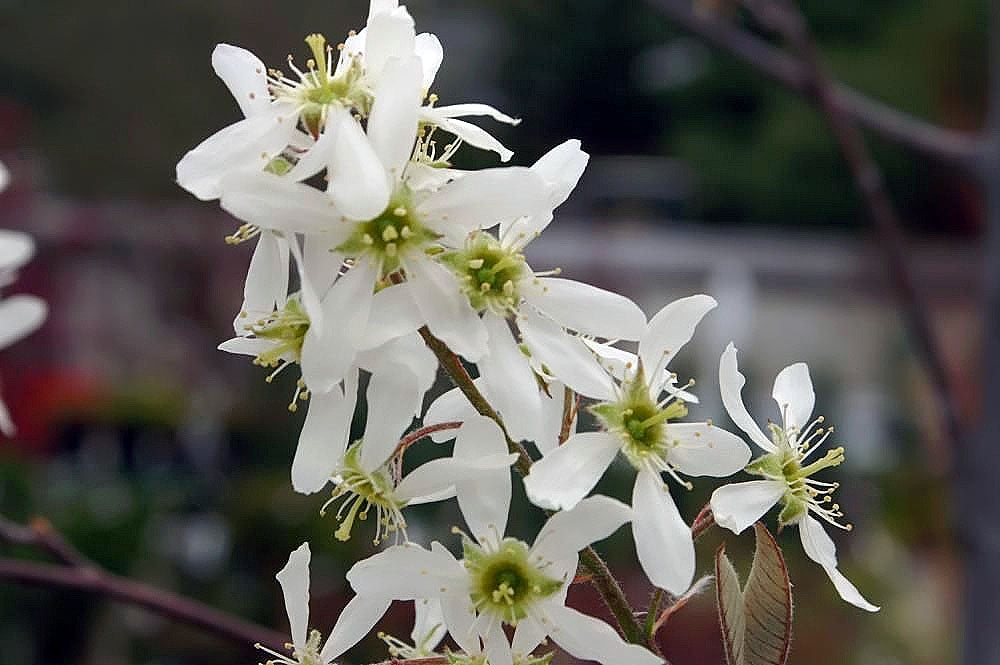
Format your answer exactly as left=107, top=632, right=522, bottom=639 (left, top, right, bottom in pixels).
left=219, top=171, right=344, bottom=236
left=546, top=603, right=663, bottom=665
left=478, top=314, right=541, bottom=442
left=0, top=160, right=8, bottom=192
left=364, top=8, right=416, bottom=83
left=359, top=282, right=423, bottom=350
left=360, top=367, right=419, bottom=472
left=454, top=415, right=512, bottom=540
left=719, top=343, right=774, bottom=452
left=709, top=480, right=784, bottom=534
left=176, top=111, right=296, bottom=201
left=523, top=431, right=620, bottom=511
left=639, top=294, right=717, bottom=390
left=532, top=495, right=631, bottom=564
left=633, top=471, right=694, bottom=595
left=0, top=295, right=46, bottom=349
left=289, top=235, right=323, bottom=335
left=772, top=362, right=815, bottom=434
left=414, top=33, right=443, bottom=90
left=418, top=167, right=548, bottom=243
left=484, top=618, right=513, bottom=665
left=211, top=44, right=271, bottom=118
left=367, top=0, right=399, bottom=21
left=327, top=108, right=392, bottom=220
left=0, top=230, right=34, bottom=273
left=519, top=309, right=616, bottom=400
left=419, top=109, right=514, bottom=162
left=275, top=543, right=311, bottom=651
left=581, top=339, right=639, bottom=383
left=321, top=594, right=392, bottom=661
left=534, top=381, right=570, bottom=456
left=423, top=383, right=482, bottom=442
left=239, top=231, right=288, bottom=326
left=663, top=422, right=751, bottom=477
left=292, top=381, right=356, bottom=494
left=407, top=257, right=487, bottom=362
left=511, top=616, right=547, bottom=658
left=360, top=334, right=437, bottom=402
left=396, top=449, right=515, bottom=503
left=0, top=395, right=13, bottom=438
left=300, top=259, right=377, bottom=393
left=347, top=543, right=463, bottom=599
left=524, top=277, right=645, bottom=340
left=217, top=336, right=275, bottom=357
left=412, top=598, right=447, bottom=652
left=439, top=591, right=480, bottom=655
left=283, top=123, right=336, bottom=183
left=532, top=139, right=589, bottom=209
left=798, top=515, right=879, bottom=612
left=302, top=235, right=342, bottom=298
left=368, top=56, right=423, bottom=183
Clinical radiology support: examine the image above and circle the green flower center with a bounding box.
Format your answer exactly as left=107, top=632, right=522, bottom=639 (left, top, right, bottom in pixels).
left=440, top=232, right=528, bottom=315
left=321, top=442, right=406, bottom=545
left=336, top=189, right=439, bottom=275
left=464, top=537, right=561, bottom=624
left=257, top=627, right=324, bottom=665
left=243, top=297, right=310, bottom=368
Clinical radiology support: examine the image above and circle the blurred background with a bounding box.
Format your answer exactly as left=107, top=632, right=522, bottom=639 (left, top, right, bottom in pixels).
left=0, top=0, right=985, bottom=663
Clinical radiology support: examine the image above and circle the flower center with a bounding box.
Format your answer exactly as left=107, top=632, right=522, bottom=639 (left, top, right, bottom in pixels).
left=336, top=189, right=438, bottom=275
left=463, top=537, right=561, bottom=624
left=440, top=232, right=528, bottom=315
left=591, top=373, right=688, bottom=467
left=236, top=296, right=312, bottom=411
left=256, top=628, right=324, bottom=665
left=268, top=33, right=373, bottom=137
left=321, top=442, right=407, bottom=545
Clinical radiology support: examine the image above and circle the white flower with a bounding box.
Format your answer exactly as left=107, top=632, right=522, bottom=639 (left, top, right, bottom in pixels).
left=344, top=493, right=662, bottom=665
left=259, top=542, right=392, bottom=665
left=709, top=342, right=879, bottom=612
left=524, top=295, right=751, bottom=594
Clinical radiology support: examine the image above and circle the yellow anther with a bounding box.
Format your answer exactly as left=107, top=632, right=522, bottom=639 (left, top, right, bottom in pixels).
left=468, top=258, right=485, bottom=269
left=382, top=226, right=399, bottom=241
left=480, top=282, right=492, bottom=293
left=393, top=206, right=408, bottom=217
left=503, top=280, right=515, bottom=296
left=362, top=233, right=374, bottom=245
left=400, top=225, right=413, bottom=239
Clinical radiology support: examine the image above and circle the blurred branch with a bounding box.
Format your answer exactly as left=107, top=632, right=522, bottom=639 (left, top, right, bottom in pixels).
left=644, top=0, right=981, bottom=170
left=734, top=0, right=963, bottom=450
left=0, top=515, right=288, bottom=653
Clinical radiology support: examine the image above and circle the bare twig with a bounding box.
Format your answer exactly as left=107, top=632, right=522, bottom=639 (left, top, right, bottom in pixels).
left=644, top=0, right=980, bottom=169
left=0, top=515, right=92, bottom=568
left=691, top=503, right=716, bottom=540
left=395, top=421, right=463, bottom=456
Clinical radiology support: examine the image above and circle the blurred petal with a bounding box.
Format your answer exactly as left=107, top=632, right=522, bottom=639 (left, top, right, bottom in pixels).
left=710, top=480, right=784, bottom=534
left=633, top=471, right=694, bottom=595
left=719, top=343, right=774, bottom=452
left=523, top=431, right=619, bottom=511
left=0, top=295, right=46, bottom=349
left=0, top=230, right=35, bottom=273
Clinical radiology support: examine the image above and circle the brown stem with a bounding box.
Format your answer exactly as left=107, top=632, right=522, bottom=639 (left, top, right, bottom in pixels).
left=0, top=557, right=288, bottom=652
left=691, top=503, right=716, bottom=540
left=558, top=385, right=579, bottom=445
left=395, top=421, right=463, bottom=456
left=0, top=515, right=92, bottom=567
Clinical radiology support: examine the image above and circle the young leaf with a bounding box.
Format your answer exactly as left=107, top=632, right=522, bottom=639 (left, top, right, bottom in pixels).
left=714, top=523, right=794, bottom=665
left=715, top=545, right=745, bottom=665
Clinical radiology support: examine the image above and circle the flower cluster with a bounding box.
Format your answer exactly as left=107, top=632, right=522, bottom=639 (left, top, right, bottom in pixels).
left=176, top=2, right=877, bottom=663
left=0, top=161, right=47, bottom=437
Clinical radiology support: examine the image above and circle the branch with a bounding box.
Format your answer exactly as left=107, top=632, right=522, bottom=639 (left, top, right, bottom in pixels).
left=736, top=0, right=963, bottom=450
left=0, top=516, right=287, bottom=652
left=644, top=0, right=980, bottom=169
left=395, top=421, right=463, bottom=456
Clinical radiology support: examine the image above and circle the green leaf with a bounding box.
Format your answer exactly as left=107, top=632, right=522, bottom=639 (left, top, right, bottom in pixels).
left=714, top=523, right=794, bottom=665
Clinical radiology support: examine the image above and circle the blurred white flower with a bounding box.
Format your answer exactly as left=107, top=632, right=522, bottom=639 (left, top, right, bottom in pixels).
left=709, top=343, right=879, bottom=612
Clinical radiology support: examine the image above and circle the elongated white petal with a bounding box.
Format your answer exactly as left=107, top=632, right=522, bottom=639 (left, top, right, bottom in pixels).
left=414, top=33, right=443, bottom=90
left=407, top=257, right=487, bottom=362
left=633, top=470, right=694, bottom=595
left=302, top=236, right=342, bottom=299
left=419, top=110, right=514, bottom=162
left=283, top=124, right=336, bottom=183
left=512, top=616, right=546, bottom=658
left=220, top=171, right=345, bottom=236
left=439, top=592, right=480, bottom=655
left=772, top=362, right=815, bottom=435
left=347, top=543, right=463, bottom=599
left=581, top=339, right=638, bottom=382
left=396, top=452, right=515, bottom=504
left=0, top=160, right=8, bottom=192
left=0, top=395, right=13, bottom=438
left=177, top=111, right=296, bottom=200
left=663, top=422, right=751, bottom=477
left=360, top=367, right=419, bottom=472
left=359, top=282, right=423, bottom=350
left=321, top=594, right=392, bottom=661
left=367, top=0, right=399, bottom=21
left=525, top=278, right=645, bottom=340
left=369, top=56, right=423, bottom=183
left=364, top=8, right=416, bottom=83
left=719, top=343, right=774, bottom=452
left=640, top=295, right=716, bottom=393
left=0, top=230, right=35, bottom=274
left=798, top=515, right=879, bottom=612
left=217, top=336, right=275, bottom=356
left=327, top=108, right=392, bottom=220
left=535, top=381, right=570, bottom=456
left=524, top=431, right=620, bottom=511
left=418, top=167, right=548, bottom=243
left=239, top=231, right=289, bottom=327
left=289, top=235, right=323, bottom=335
left=484, top=618, right=513, bottom=665
left=519, top=309, right=616, bottom=400
left=211, top=44, right=271, bottom=118
left=454, top=415, right=512, bottom=540
left=275, top=543, right=311, bottom=651
left=292, top=381, right=356, bottom=494
left=532, top=495, right=631, bottom=564
left=412, top=598, right=447, bottom=652
left=546, top=603, right=663, bottom=665
left=423, top=383, right=483, bottom=442
left=478, top=314, right=541, bottom=443
left=709, top=480, right=784, bottom=534
left=430, top=103, right=519, bottom=123
left=0, top=295, right=46, bottom=350
left=300, top=259, right=377, bottom=393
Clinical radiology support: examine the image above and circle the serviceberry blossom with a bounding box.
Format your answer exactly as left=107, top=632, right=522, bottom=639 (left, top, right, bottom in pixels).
left=524, top=295, right=751, bottom=594
left=709, top=343, right=879, bottom=612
